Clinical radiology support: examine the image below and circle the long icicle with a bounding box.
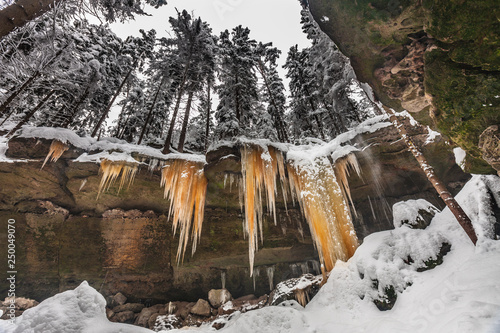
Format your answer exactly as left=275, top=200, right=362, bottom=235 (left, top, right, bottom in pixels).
left=240, top=144, right=287, bottom=275
left=161, top=160, right=208, bottom=263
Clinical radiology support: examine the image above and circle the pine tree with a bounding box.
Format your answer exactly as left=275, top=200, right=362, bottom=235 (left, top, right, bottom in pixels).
left=214, top=26, right=259, bottom=140
left=161, top=10, right=217, bottom=154
left=283, top=45, right=325, bottom=139
left=255, top=42, right=288, bottom=142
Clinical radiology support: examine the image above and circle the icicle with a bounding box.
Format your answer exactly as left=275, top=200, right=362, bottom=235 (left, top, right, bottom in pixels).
left=160, top=159, right=207, bottom=263
left=240, top=144, right=287, bottom=275
left=266, top=266, right=275, bottom=291
left=221, top=271, right=226, bottom=289
left=333, top=154, right=362, bottom=217
left=79, top=178, right=87, bottom=192
left=252, top=267, right=260, bottom=291
left=97, top=159, right=139, bottom=198
left=287, top=153, right=359, bottom=272
left=41, top=140, right=68, bottom=169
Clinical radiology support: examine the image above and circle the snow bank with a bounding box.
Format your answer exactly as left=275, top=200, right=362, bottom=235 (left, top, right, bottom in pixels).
left=0, top=281, right=152, bottom=333
left=165, top=175, right=500, bottom=333
left=12, top=126, right=207, bottom=164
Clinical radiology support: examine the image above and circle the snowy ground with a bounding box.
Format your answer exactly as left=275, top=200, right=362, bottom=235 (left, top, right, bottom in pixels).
left=1, top=175, right=499, bottom=332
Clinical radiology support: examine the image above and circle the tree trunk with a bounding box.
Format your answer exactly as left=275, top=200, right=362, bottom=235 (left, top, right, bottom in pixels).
left=7, top=90, right=55, bottom=137
left=385, top=107, right=478, bottom=245
left=0, top=44, right=67, bottom=116
left=138, top=76, right=165, bottom=145
left=61, top=78, right=94, bottom=128
left=256, top=60, right=289, bottom=143
left=235, top=72, right=240, bottom=123
left=176, top=91, right=194, bottom=153
left=204, top=83, right=211, bottom=153
left=162, top=88, right=184, bottom=154
left=0, top=0, right=63, bottom=39
left=91, top=65, right=134, bottom=137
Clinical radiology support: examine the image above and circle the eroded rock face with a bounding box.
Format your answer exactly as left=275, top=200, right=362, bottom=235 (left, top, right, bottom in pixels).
left=479, top=125, right=500, bottom=176
left=0, top=123, right=469, bottom=304
left=308, top=0, right=500, bottom=174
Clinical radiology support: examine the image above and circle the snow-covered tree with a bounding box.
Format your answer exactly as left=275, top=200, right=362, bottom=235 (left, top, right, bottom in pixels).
left=214, top=26, right=259, bottom=141
left=161, top=10, right=217, bottom=153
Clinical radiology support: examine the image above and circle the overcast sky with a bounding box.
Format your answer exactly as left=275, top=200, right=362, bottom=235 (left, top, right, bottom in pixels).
left=110, top=0, right=310, bottom=70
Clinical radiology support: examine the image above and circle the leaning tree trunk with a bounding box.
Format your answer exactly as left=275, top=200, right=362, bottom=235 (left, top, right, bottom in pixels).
left=137, top=76, right=165, bottom=145
left=0, top=0, right=63, bottom=39
left=385, top=107, right=478, bottom=245
left=0, top=44, right=67, bottom=116
left=7, top=89, right=55, bottom=137
left=176, top=91, right=194, bottom=153
left=91, top=65, right=135, bottom=137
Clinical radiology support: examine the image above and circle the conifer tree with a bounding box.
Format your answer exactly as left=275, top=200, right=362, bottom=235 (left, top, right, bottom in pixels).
left=214, top=26, right=259, bottom=140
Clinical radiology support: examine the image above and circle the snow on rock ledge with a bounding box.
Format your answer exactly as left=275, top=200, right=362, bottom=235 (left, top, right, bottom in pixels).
left=0, top=282, right=152, bottom=333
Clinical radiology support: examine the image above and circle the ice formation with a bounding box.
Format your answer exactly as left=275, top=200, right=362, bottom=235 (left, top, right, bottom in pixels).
left=287, top=154, right=360, bottom=271
left=41, top=140, right=68, bottom=169
left=240, top=143, right=360, bottom=274
left=97, top=159, right=138, bottom=198
left=240, top=145, right=288, bottom=274
left=161, top=159, right=208, bottom=262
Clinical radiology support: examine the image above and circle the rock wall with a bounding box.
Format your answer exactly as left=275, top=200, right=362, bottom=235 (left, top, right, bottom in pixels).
left=0, top=119, right=470, bottom=303
left=308, top=0, right=500, bottom=174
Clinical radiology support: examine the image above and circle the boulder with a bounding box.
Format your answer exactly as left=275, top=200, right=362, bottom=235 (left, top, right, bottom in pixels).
left=135, top=307, right=158, bottom=327
left=148, top=313, right=160, bottom=329
left=175, top=302, right=195, bottom=320
left=112, top=310, right=135, bottom=324
left=190, top=299, right=212, bottom=317
left=113, top=303, right=144, bottom=313
left=392, top=199, right=440, bottom=229
left=208, top=289, right=232, bottom=308
left=110, top=292, right=127, bottom=307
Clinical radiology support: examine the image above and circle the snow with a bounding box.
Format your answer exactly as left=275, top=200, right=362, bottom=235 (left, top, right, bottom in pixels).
left=1, top=174, right=499, bottom=332
left=453, top=147, right=467, bottom=171
left=424, top=126, right=441, bottom=145
left=18, top=126, right=94, bottom=149
left=392, top=199, right=440, bottom=228
left=10, top=126, right=207, bottom=164
left=0, top=281, right=151, bottom=333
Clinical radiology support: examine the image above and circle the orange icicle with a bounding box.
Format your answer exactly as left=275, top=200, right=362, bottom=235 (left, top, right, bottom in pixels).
left=41, top=140, right=68, bottom=169
left=240, top=145, right=287, bottom=275
left=97, top=159, right=138, bottom=198
left=161, top=160, right=208, bottom=263
left=287, top=154, right=360, bottom=271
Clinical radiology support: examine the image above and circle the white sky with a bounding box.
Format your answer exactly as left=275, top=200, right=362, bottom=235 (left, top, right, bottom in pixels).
left=110, top=0, right=310, bottom=54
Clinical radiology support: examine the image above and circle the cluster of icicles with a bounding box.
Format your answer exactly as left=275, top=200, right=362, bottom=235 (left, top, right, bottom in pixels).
left=240, top=144, right=360, bottom=274
left=43, top=140, right=360, bottom=274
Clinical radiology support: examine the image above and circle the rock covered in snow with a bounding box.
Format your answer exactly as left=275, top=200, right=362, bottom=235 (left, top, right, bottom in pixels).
left=268, top=273, right=322, bottom=306
left=392, top=199, right=440, bottom=229
left=0, top=281, right=151, bottom=333
left=208, top=289, right=233, bottom=308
